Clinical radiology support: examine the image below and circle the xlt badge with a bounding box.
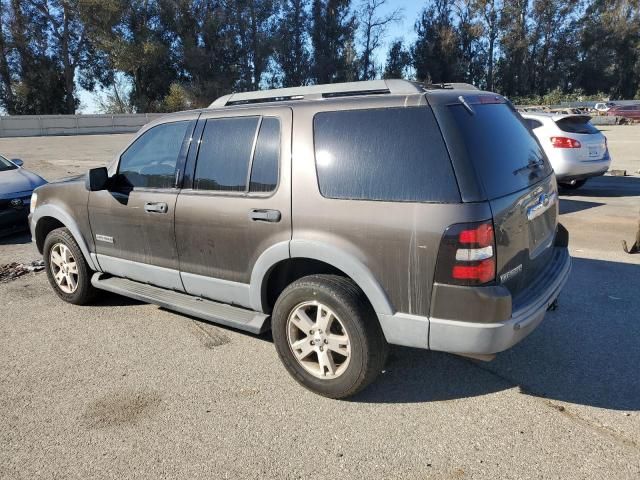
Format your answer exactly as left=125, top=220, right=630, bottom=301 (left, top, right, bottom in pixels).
left=96, top=234, right=114, bottom=244
left=500, top=264, right=522, bottom=283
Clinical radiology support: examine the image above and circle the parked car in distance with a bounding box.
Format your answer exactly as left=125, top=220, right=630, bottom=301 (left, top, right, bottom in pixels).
left=593, top=102, right=615, bottom=113
left=607, top=104, right=640, bottom=121
left=521, top=112, right=611, bottom=190
left=1, top=155, right=46, bottom=234
left=30, top=80, right=571, bottom=398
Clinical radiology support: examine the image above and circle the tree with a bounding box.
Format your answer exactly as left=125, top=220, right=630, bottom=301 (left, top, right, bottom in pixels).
left=577, top=0, right=640, bottom=98
left=495, top=0, right=529, bottom=96
left=412, top=0, right=461, bottom=83
left=383, top=39, right=411, bottom=79
left=454, top=0, right=484, bottom=86
left=358, top=0, right=402, bottom=80
left=275, top=0, right=311, bottom=87
left=311, top=0, right=357, bottom=83
left=474, top=0, right=500, bottom=90
left=80, top=0, right=178, bottom=112
left=25, top=0, right=101, bottom=113
left=229, top=0, right=278, bottom=91
left=3, top=0, right=68, bottom=114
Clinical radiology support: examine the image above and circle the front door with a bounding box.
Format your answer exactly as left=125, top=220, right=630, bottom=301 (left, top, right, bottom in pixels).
left=88, top=118, right=196, bottom=291
left=174, top=107, right=292, bottom=308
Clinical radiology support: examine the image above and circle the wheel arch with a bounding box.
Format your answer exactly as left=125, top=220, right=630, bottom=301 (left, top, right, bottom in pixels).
left=250, top=240, right=394, bottom=316
left=32, top=204, right=98, bottom=271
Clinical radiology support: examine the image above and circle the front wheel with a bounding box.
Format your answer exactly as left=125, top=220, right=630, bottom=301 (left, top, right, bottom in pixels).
left=272, top=275, right=388, bottom=399
left=43, top=227, right=97, bottom=305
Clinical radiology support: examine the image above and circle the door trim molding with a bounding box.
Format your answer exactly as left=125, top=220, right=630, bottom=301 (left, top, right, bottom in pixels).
left=96, top=254, right=184, bottom=292
left=180, top=272, right=251, bottom=309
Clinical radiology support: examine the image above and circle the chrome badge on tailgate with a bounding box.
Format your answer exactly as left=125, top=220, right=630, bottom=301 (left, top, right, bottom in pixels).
left=527, top=192, right=557, bottom=221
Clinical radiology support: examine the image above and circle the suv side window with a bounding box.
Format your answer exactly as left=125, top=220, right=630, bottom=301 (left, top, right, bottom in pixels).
left=249, top=117, right=280, bottom=193
left=313, top=107, right=459, bottom=203
left=118, top=121, right=190, bottom=189
left=194, top=116, right=280, bottom=193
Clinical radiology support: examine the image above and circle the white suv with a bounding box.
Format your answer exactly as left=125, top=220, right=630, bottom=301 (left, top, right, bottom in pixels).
left=521, top=112, right=611, bottom=189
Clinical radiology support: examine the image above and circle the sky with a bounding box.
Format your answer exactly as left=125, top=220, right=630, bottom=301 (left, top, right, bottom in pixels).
left=78, top=0, right=426, bottom=113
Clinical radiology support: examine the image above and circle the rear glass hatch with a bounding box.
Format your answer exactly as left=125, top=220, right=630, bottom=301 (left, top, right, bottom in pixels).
left=430, top=92, right=558, bottom=300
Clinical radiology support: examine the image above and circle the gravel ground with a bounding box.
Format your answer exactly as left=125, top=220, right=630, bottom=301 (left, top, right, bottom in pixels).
left=1, top=127, right=639, bottom=479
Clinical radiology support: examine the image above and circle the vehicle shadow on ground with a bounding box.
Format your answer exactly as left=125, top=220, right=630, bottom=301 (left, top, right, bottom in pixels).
left=354, top=257, right=640, bottom=411
left=559, top=198, right=605, bottom=215
left=560, top=175, right=640, bottom=198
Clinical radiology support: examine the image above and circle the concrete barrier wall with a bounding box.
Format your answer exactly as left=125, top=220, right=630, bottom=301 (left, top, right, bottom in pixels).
left=0, top=114, right=164, bottom=137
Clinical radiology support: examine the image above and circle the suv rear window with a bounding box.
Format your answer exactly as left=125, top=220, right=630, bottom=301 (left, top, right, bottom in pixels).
left=313, top=107, right=459, bottom=203
left=555, top=116, right=599, bottom=134
left=448, top=103, right=552, bottom=199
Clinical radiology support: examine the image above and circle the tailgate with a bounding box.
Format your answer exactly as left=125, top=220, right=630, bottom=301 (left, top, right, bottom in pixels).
left=490, top=175, right=558, bottom=298
left=434, top=95, right=558, bottom=298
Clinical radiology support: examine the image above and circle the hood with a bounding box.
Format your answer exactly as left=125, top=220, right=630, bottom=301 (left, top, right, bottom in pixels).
left=0, top=168, right=47, bottom=198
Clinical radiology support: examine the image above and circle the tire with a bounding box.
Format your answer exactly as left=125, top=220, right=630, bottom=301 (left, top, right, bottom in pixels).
left=559, top=179, right=587, bottom=190
left=272, top=274, right=388, bottom=399
left=43, top=227, right=97, bottom=305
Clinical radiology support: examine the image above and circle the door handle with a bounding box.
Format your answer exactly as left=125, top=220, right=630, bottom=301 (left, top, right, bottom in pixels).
left=249, top=209, right=281, bottom=223
left=144, top=202, right=168, bottom=213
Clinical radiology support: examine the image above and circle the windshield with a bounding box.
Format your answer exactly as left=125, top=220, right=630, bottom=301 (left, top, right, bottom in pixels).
left=448, top=103, right=553, bottom=199
left=0, top=156, right=18, bottom=172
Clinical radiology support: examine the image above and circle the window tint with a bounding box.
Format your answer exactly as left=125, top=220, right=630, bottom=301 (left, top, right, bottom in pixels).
left=195, top=117, right=259, bottom=191
left=118, top=121, right=190, bottom=188
left=449, top=103, right=552, bottom=199
left=313, top=107, right=459, bottom=203
left=524, top=118, right=543, bottom=130
left=555, top=117, right=599, bottom=134
left=249, top=118, right=280, bottom=193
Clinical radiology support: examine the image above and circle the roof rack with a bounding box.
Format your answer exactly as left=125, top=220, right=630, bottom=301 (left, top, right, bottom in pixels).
left=423, top=83, right=479, bottom=91
left=209, top=79, right=427, bottom=107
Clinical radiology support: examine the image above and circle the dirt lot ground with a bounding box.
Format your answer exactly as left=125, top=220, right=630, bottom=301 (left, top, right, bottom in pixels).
left=1, top=126, right=639, bottom=479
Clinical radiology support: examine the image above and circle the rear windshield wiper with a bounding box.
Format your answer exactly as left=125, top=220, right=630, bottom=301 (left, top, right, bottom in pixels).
left=513, top=159, right=544, bottom=175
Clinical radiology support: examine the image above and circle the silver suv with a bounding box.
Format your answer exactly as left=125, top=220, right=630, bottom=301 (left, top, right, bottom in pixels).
left=29, top=80, right=571, bottom=398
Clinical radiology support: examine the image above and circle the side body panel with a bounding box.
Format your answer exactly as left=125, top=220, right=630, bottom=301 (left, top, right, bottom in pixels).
left=290, top=96, right=492, bottom=317
left=30, top=177, right=97, bottom=269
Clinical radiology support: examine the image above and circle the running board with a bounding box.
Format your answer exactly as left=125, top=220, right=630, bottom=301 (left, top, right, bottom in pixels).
left=91, top=273, right=269, bottom=334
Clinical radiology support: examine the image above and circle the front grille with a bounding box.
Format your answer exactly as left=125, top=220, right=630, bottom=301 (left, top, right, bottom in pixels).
left=0, top=196, right=30, bottom=211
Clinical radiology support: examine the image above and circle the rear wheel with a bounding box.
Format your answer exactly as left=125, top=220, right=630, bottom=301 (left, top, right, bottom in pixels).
left=43, top=227, right=97, bottom=305
left=272, top=274, right=388, bottom=399
left=559, top=179, right=587, bottom=190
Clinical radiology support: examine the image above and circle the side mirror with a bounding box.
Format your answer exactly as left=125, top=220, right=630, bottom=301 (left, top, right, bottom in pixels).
left=11, top=158, right=23, bottom=167
left=85, top=167, right=109, bottom=191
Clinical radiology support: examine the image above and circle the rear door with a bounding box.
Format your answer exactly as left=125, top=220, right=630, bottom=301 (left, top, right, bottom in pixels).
left=174, top=107, right=292, bottom=309
left=441, top=98, right=558, bottom=300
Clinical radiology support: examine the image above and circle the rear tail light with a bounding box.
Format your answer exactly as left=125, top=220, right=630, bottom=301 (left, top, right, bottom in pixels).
left=435, top=221, right=496, bottom=286
left=550, top=136, right=581, bottom=148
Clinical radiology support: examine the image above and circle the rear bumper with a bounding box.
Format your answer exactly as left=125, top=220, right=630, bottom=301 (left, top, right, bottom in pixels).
left=429, top=246, right=571, bottom=354
left=553, top=153, right=611, bottom=181
left=377, top=246, right=571, bottom=354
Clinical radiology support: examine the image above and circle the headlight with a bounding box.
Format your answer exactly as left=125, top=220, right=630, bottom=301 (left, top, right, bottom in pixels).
left=30, top=191, right=37, bottom=214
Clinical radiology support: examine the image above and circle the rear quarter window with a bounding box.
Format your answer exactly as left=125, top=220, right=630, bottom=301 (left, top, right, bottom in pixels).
left=313, top=107, right=460, bottom=203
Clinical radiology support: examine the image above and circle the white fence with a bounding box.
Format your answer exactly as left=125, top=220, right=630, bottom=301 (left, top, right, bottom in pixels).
left=0, top=114, right=164, bottom=137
